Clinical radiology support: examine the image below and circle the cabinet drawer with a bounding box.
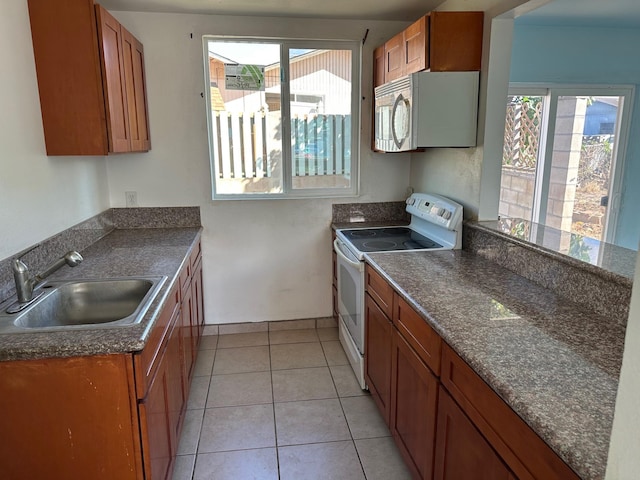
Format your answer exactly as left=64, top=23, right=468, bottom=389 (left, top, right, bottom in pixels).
left=190, top=239, right=202, bottom=270
left=440, top=343, right=579, bottom=480
left=134, top=284, right=180, bottom=399
left=365, top=264, right=394, bottom=318
left=394, top=295, right=441, bottom=376
left=178, top=260, right=191, bottom=297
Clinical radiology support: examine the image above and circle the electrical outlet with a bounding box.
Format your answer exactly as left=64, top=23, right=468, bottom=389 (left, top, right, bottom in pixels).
left=125, top=191, right=138, bottom=207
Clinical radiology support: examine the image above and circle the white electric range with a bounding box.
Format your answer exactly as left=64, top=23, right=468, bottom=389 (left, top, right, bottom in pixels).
left=333, top=193, right=463, bottom=388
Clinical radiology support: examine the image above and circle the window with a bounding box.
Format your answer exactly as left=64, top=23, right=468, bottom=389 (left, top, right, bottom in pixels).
left=203, top=37, right=360, bottom=199
left=500, top=85, right=633, bottom=245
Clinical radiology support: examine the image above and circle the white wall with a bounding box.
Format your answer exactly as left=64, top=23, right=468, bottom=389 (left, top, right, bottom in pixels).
left=408, top=1, right=525, bottom=219
left=606, top=248, right=640, bottom=479
left=0, top=0, right=110, bottom=260
left=106, top=11, right=410, bottom=323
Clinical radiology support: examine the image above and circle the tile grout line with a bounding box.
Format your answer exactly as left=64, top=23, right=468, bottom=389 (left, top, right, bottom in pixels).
left=268, top=337, right=283, bottom=480
left=182, top=330, right=378, bottom=480
left=190, top=341, right=218, bottom=480
left=323, top=335, right=370, bottom=480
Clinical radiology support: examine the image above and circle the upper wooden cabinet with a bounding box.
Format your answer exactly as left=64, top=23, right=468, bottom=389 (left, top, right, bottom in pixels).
left=27, top=0, right=151, bottom=155
left=373, top=45, right=386, bottom=91
left=375, top=11, right=484, bottom=87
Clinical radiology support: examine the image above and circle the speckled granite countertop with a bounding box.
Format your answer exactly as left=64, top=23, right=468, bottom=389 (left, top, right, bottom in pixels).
left=365, top=250, right=625, bottom=480
left=0, top=228, right=201, bottom=361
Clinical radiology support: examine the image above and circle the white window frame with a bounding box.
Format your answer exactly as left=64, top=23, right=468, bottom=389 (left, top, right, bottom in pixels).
left=202, top=36, right=361, bottom=200
left=507, top=83, right=634, bottom=243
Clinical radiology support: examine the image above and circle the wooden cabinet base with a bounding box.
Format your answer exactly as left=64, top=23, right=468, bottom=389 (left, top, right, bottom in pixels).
left=364, top=292, right=393, bottom=424
left=364, top=263, right=580, bottom=480
left=0, top=355, right=142, bottom=480
left=434, top=387, right=515, bottom=480
left=390, top=329, right=438, bottom=480
left=440, top=344, right=580, bottom=480
left=0, top=239, right=204, bottom=480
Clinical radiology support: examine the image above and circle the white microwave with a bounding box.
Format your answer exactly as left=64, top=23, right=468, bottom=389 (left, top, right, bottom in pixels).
left=373, top=71, right=480, bottom=152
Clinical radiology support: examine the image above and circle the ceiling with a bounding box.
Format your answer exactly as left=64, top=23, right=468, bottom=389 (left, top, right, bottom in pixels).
left=516, top=0, right=640, bottom=29
left=99, top=0, right=640, bottom=29
left=99, top=0, right=446, bottom=21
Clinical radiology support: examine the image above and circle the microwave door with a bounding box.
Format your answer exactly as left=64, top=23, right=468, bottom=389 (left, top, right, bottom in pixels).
left=391, top=93, right=411, bottom=151
left=375, top=94, right=394, bottom=151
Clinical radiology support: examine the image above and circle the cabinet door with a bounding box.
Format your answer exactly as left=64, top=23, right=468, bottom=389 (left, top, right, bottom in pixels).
left=122, top=28, right=151, bottom=152
left=373, top=45, right=385, bottom=88
left=192, top=259, right=205, bottom=342
left=384, top=32, right=405, bottom=83
left=96, top=5, right=130, bottom=153
left=404, top=16, right=427, bottom=74
left=364, top=293, right=393, bottom=424
left=390, top=329, right=439, bottom=480
left=139, top=357, right=173, bottom=480
left=434, top=387, right=515, bottom=480
left=167, top=316, right=186, bottom=440
left=0, top=355, right=141, bottom=480
left=27, top=0, right=109, bottom=155
left=429, top=11, right=484, bottom=72
left=181, top=283, right=196, bottom=388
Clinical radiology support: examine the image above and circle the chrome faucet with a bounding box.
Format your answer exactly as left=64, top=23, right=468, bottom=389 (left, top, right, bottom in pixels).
left=12, top=251, right=83, bottom=303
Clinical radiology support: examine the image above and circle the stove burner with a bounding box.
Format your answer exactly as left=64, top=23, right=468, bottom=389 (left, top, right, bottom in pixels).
left=403, top=240, right=423, bottom=249
left=350, top=230, right=377, bottom=237
left=362, top=240, right=398, bottom=250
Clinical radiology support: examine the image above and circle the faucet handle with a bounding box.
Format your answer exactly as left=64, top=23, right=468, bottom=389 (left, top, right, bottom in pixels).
left=12, top=259, right=33, bottom=303
left=12, top=258, right=29, bottom=274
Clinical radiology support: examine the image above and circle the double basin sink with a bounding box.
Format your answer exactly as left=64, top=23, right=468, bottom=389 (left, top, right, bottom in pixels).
left=0, top=276, right=166, bottom=333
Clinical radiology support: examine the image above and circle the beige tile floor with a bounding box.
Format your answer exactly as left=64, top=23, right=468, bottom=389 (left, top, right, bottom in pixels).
left=173, top=327, right=412, bottom=480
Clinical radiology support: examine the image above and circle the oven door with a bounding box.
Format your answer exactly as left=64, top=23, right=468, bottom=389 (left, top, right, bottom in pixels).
left=333, top=238, right=365, bottom=354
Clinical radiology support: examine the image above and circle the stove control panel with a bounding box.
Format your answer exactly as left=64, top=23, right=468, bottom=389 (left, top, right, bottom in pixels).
left=405, top=193, right=463, bottom=231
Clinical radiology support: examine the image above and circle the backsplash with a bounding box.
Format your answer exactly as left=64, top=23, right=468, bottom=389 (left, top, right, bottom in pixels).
left=464, top=222, right=632, bottom=325
left=332, top=201, right=409, bottom=224
left=0, top=207, right=201, bottom=304
left=112, top=207, right=201, bottom=229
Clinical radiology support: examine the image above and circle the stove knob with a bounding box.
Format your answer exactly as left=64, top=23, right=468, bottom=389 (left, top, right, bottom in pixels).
left=438, top=208, right=445, bottom=216
left=443, top=210, right=452, bottom=220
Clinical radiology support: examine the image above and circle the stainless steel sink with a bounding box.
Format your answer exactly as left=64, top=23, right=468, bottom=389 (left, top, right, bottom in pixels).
left=0, top=276, right=166, bottom=332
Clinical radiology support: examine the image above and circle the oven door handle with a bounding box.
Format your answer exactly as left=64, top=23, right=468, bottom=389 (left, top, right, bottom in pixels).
left=333, top=239, right=364, bottom=270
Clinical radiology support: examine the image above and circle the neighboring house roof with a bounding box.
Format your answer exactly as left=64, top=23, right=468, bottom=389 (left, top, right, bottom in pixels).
left=209, top=51, right=238, bottom=65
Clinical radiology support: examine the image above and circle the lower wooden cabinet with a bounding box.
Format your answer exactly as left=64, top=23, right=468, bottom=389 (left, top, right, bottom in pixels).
left=139, top=349, right=173, bottom=480
left=140, top=312, right=185, bottom=480
left=364, top=263, right=580, bottom=480
left=390, top=329, right=439, bottom=480
left=364, top=292, right=393, bottom=424
left=434, top=387, right=515, bottom=480
left=0, top=239, right=204, bottom=480
left=0, top=355, right=142, bottom=480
